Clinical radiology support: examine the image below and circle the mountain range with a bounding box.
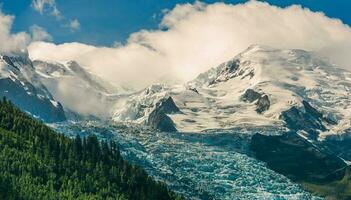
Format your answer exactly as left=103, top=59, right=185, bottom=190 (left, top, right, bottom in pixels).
left=111, top=45, right=351, bottom=139
left=3, top=45, right=350, bottom=138
left=1, top=45, right=351, bottom=199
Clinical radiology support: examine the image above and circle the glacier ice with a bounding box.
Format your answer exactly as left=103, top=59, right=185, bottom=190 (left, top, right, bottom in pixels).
left=53, top=121, right=323, bottom=200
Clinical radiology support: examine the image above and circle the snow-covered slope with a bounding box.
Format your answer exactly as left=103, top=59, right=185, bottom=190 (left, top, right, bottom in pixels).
left=0, top=51, right=66, bottom=122
left=112, top=45, right=351, bottom=136
left=34, top=60, right=120, bottom=94
left=33, top=60, right=124, bottom=119
left=112, top=84, right=171, bottom=123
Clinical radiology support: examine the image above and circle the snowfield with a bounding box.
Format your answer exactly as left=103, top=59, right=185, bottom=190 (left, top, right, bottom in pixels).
left=111, top=45, right=351, bottom=137
left=6, top=45, right=349, bottom=137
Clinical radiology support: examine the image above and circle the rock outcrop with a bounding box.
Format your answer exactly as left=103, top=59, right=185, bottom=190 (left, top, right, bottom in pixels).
left=241, top=89, right=270, bottom=113
left=256, top=95, right=270, bottom=113
left=280, top=100, right=334, bottom=139
left=146, top=97, right=179, bottom=132
left=241, top=89, right=261, bottom=103
left=154, top=96, right=180, bottom=114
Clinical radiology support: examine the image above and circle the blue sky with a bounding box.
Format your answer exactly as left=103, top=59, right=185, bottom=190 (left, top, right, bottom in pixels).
left=2, top=0, right=350, bottom=46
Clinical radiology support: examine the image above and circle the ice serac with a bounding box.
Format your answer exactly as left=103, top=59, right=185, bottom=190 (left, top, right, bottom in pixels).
left=0, top=52, right=66, bottom=122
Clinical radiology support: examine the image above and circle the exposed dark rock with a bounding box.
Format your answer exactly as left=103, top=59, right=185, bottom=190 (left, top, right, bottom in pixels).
left=155, top=97, right=180, bottom=114
left=282, top=101, right=337, bottom=134
left=188, top=87, right=199, bottom=94
left=241, top=89, right=261, bottom=103
left=190, top=108, right=200, bottom=112
left=2, top=55, right=17, bottom=70
left=323, top=137, right=351, bottom=161
left=146, top=97, right=179, bottom=132
left=182, top=119, right=196, bottom=123
left=302, top=100, right=323, bottom=119
left=223, top=59, right=240, bottom=74
left=250, top=132, right=347, bottom=183
left=324, top=113, right=339, bottom=125
left=0, top=78, right=66, bottom=122
left=256, top=95, right=270, bottom=113
left=147, top=109, right=177, bottom=132
left=241, top=89, right=270, bottom=113
left=3, top=53, right=34, bottom=69
left=205, top=59, right=240, bottom=86
left=280, top=101, right=326, bottom=139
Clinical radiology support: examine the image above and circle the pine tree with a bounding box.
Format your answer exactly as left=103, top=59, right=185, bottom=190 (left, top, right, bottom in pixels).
left=0, top=97, right=182, bottom=200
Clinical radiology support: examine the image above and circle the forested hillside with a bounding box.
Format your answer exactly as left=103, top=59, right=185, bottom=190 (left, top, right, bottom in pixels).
left=0, top=97, right=181, bottom=200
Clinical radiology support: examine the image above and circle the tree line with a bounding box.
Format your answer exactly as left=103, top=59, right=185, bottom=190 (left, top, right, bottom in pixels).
left=0, top=97, right=182, bottom=200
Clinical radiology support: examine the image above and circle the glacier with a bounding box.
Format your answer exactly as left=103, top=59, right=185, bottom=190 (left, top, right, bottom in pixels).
left=52, top=121, right=323, bottom=200
left=7, top=44, right=351, bottom=199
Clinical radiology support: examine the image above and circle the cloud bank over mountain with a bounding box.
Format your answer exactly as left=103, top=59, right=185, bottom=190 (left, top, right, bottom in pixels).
left=4, top=1, right=351, bottom=89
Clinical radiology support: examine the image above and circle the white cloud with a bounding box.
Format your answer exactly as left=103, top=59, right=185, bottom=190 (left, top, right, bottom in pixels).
left=30, top=25, right=53, bottom=42
left=0, top=11, right=30, bottom=53
left=32, top=0, right=81, bottom=31
left=67, top=19, right=80, bottom=31
left=32, top=0, right=62, bottom=19
left=28, top=1, right=351, bottom=90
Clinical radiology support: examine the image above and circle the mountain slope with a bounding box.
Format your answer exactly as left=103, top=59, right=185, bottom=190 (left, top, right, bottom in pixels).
left=251, top=132, right=351, bottom=200
left=0, top=98, right=181, bottom=200
left=0, top=52, right=66, bottom=122
left=33, top=60, right=123, bottom=119
left=112, top=45, right=351, bottom=136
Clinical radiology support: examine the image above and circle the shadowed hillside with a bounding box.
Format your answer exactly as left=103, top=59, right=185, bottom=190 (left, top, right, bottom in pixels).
left=0, top=97, right=182, bottom=200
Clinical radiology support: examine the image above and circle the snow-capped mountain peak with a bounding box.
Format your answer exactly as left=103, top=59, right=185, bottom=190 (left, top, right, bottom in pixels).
left=0, top=52, right=66, bottom=122
left=32, top=59, right=136, bottom=119
left=112, top=45, right=351, bottom=136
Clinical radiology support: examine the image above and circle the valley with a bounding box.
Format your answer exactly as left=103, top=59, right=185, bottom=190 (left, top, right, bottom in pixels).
left=53, top=121, right=323, bottom=200
left=1, top=1, right=351, bottom=199
left=1, top=44, right=351, bottom=199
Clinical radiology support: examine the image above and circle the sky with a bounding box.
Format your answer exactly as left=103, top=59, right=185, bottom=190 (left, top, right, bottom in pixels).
left=0, top=0, right=351, bottom=91
left=1, top=0, right=350, bottom=116
left=1, top=0, right=351, bottom=46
